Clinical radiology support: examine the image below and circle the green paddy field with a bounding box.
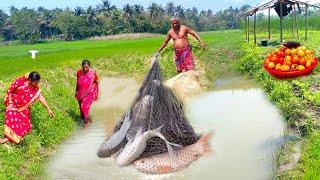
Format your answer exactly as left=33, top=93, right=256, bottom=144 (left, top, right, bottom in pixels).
left=0, top=30, right=320, bottom=179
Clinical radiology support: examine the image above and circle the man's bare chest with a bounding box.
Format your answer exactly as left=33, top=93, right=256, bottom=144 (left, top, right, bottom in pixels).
left=171, top=30, right=187, bottom=40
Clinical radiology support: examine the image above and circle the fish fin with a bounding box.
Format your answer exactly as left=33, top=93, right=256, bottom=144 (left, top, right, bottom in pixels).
left=167, top=141, right=182, bottom=148
left=167, top=144, right=176, bottom=157
left=166, top=145, right=182, bottom=168
left=164, top=140, right=181, bottom=157
left=155, top=125, right=165, bottom=132
left=198, top=132, right=213, bottom=155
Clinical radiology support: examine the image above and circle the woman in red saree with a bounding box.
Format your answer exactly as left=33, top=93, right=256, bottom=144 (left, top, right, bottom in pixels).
left=75, top=60, right=99, bottom=128
left=0, top=72, right=54, bottom=144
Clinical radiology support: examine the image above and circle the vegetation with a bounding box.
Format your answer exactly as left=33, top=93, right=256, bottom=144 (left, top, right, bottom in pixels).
left=0, top=1, right=251, bottom=43
left=0, top=30, right=236, bottom=179
left=235, top=29, right=320, bottom=178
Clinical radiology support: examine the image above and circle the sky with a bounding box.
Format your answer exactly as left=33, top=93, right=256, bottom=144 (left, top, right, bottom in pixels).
left=0, top=0, right=261, bottom=14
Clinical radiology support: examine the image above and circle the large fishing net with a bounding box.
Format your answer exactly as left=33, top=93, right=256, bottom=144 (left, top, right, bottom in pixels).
left=113, top=59, right=199, bottom=158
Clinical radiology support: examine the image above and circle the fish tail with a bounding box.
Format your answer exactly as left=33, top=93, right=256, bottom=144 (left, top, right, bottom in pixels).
left=155, top=125, right=165, bottom=131
left=198, top=132, right=213, bottom=154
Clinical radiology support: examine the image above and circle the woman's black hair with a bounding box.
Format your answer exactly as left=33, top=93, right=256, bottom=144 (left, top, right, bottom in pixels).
left=28, top=71, right=41, bottom=82
left=82, top=59, right=91, bottom=66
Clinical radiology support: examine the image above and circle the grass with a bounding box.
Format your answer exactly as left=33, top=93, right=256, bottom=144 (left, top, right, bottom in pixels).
left=1, top=26, right=319, bottom=178
left=234, top=28, right=320, bottom=178
left=5, top=28, right=319, bottom=178
left=0, top=30, right=242, bottom=179
left=89, top=33, right=162, bottom=41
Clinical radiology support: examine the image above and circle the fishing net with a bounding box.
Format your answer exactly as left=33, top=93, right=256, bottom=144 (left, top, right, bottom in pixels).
left=113, top=59, right=199, bottom=158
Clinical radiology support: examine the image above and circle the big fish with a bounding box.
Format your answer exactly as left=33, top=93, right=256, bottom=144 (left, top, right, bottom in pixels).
left=116, top=126, right=180, bottom=167
left=97, top=109, right=132, bottom=158
left=126, top=95, right=154, bottom=141
left=133, top=133, right=212, bottom=174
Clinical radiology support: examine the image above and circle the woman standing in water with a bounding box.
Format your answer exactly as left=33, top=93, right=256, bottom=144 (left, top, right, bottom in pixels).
left=0, top=72, right=54, bottom=144
left=75, top=60, right=99, bottom=128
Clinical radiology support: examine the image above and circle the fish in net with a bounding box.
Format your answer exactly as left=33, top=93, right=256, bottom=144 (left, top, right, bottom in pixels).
left=113, top=60, right=200, bottom=158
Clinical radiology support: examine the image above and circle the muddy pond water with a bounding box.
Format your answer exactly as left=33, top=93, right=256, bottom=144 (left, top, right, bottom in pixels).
left=46, top=74, right=285, bottom=180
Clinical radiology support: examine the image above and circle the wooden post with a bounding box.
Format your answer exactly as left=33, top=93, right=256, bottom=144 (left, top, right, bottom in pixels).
left=280, top=0, right=283, bottom=42
left=294, top=4, right=299, bottom=39
left=245, top=17, right=248, bottom=41
left=292, top=4, right=294, bottom=37
left=247, top=16, right=250, bottom=42
left=268, top=7, right=271, bottom=39
left=254, top=11, right=257, bottom=45
left=305, top=4, right=308, bottom=41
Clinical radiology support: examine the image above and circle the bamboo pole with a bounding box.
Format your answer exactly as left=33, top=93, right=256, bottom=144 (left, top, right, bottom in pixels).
left=247, top=16, right=250, bottom=42
left=280, top=0, right=283, bottom=43
left=292, top=5, right=294, bottom=37
left=293, top=4, right=299, bottom=39
left=245, top=17, right=248, bottom=41
left=254, top=11, right=257, bottom=45
left=305, top=4, right=308, bottom=41
left=268, top=7, right=271, bottom=39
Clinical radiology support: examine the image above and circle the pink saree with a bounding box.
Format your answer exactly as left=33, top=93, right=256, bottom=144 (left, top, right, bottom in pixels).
left=75, top=69, right=99, bottom=124
left=3, top=74, right=42, bottom=144
left=174, top=46, right=195, bottom=73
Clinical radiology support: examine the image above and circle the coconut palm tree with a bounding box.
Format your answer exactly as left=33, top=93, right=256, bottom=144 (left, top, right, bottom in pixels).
left=123, top=4, right=134, bottom=19
left=101, top=0, right=116, bottom=12
left=74, top=7, right=85, bottom=16
left=148, top=3, right=164, bottom=20
left=165, top=2, right=176, bottom=17
left=175, top=5, right=186, bottom=20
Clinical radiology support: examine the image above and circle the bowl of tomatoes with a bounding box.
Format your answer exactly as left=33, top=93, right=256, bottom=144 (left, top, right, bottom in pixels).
left=264, top=45, right=318, bottom=78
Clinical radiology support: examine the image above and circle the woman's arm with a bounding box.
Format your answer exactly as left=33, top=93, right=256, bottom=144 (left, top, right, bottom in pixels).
left=94, top=72, right=99, bottom=84
left=39, top=94, right=55, bottom=117
left=6, top=79, right=21, bottom=108
left=75, top=71, right=80, bottom=98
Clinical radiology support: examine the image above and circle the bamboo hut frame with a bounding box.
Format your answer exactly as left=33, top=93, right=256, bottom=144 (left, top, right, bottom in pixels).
left=244, top=0, right=320, bottom=45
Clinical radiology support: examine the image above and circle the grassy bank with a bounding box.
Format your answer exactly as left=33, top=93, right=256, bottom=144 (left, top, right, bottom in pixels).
left=0, top=30, right=234, bottom=179
left=235, top=30, right=320, bottom=178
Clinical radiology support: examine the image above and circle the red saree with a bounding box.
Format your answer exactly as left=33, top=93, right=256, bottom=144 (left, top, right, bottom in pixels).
left=75, top=69, right=99, bottom=124
left=3, top=74, right=42, bottom=144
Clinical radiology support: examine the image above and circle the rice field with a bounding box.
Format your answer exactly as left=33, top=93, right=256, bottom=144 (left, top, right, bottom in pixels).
left=1, top=28, right=319, bottom=178
left=0, top=30, right=242, bottom=179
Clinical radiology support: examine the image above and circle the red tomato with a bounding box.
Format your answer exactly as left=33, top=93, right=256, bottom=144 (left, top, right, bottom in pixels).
left=277, top=51, right=285, bottom=58
left=270, top=56, right=278, bottom=62
left=291, top=55, right=299, bottom=64
left=280, top=47, right=287, bottom=51
left=277, top=57, right=284, bottom=64
left=299, top=58, right=307, bottom=66
left=285, top=49, right=291, bottom=55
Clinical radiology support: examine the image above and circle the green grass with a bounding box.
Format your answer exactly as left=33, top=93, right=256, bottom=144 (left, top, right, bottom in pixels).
left=234, top=30, right=320, bottom=178
left=0, top=30, right=243, bottom=179
left=3, top=28, right=320, bottom=179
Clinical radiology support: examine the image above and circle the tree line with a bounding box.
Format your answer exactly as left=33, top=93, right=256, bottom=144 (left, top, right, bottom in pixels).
left=0, top=1, right=251, bottom=44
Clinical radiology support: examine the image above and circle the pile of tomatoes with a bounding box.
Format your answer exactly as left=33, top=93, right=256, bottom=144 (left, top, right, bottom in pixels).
left=264, top=45, right=318, bottom=77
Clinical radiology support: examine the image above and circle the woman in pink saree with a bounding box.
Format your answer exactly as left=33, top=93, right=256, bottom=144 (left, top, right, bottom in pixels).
left=75, top=60, right=99, bottom=128
left=0, top=72, right=54, bottom=144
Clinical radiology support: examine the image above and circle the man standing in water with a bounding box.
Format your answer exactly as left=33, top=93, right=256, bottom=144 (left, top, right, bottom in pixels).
left=156, top=17, right=205, bottom=73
